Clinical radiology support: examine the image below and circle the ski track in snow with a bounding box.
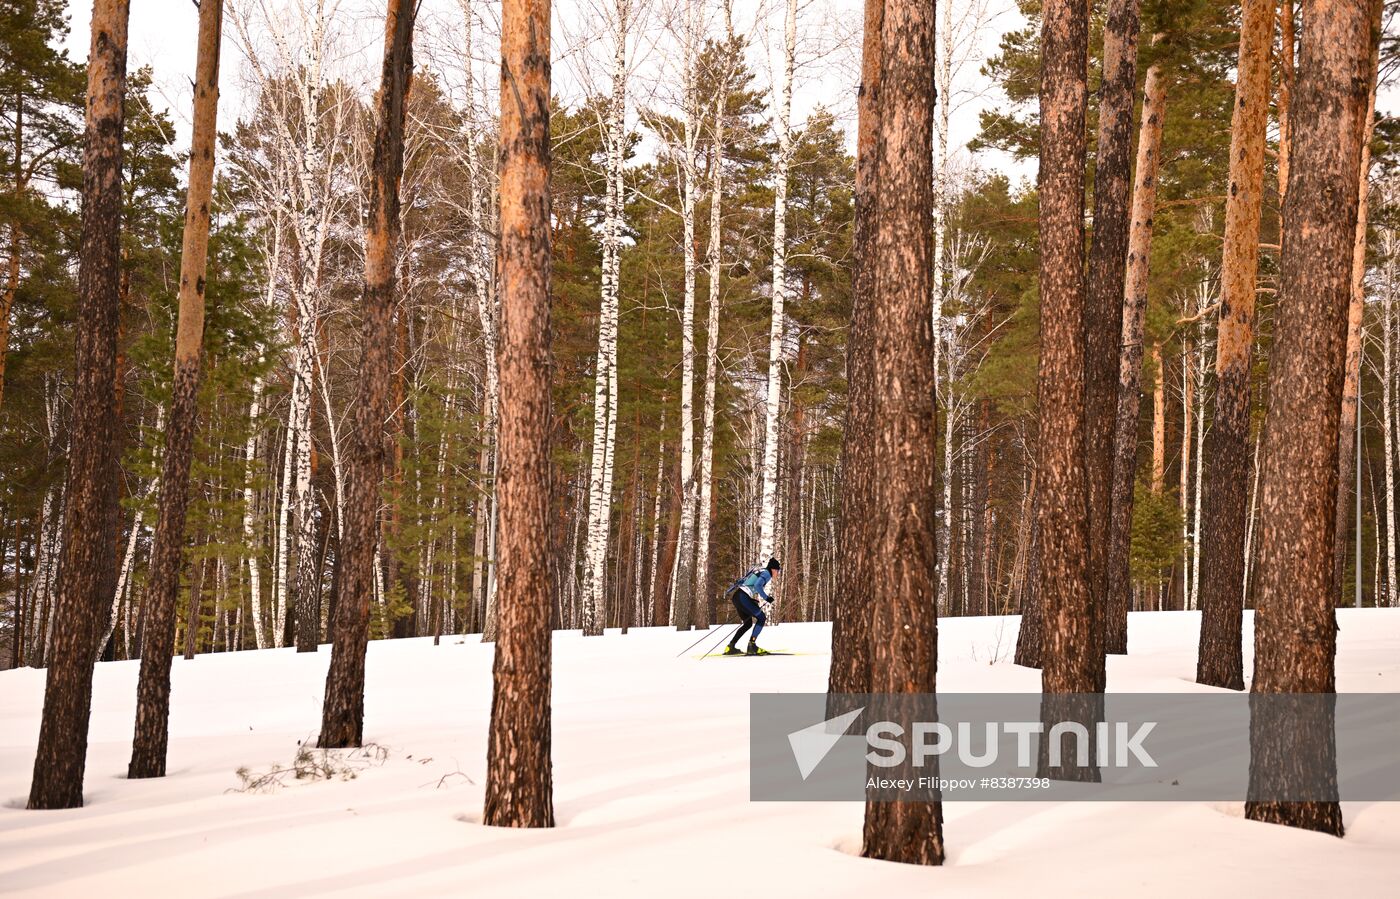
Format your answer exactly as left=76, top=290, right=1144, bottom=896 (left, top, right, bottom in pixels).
left=3, top=610, right=1400, bottom=897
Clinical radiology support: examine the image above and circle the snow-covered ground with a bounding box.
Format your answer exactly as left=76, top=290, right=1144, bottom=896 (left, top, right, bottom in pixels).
left=3, top=609, right=1399, bottom=897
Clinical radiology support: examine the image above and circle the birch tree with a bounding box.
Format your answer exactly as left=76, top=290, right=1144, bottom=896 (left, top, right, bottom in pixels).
left=229, top=0, right=351, bottom=651
left=667, top=0, right=707, bottom=631
left=694, top=1, right=739, bottom=619
left=758, top=0, right=797, bottom=562
left=576, top=0, right=637, bottom=635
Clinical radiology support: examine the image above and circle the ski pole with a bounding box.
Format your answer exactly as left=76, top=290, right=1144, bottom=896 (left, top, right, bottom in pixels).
left=695, top=622, right=741, bottom=658
left=675, top=621, right=740, bottom=658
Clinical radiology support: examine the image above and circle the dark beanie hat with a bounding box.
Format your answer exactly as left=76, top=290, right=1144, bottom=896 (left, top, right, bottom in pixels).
left=767, top=557, right=782, bottom=572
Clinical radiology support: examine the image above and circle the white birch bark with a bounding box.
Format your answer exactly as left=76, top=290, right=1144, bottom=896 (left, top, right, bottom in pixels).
left=1384, top=231, right=1398, bottom=604
left=646, top=414, right=666, bottom=615
left=273, top=411, right=296, bottom=645
left=1191, top=328, right=1206, bottom=608
left=102, top=407, right=164, bottom=655
left=581, top=0, right=629, bottom=634
left=669, top=0, right=704, bottom=629
left=695, top=5, right=734, bottom=614
left=230, top=0, right=345, bottom=649
left=1180, top=300, right=1194, bottom=609
left=460, top=0, right=501, bottom=632
left=243, top=371, right=266, bottom=649
left=938, top=327, right=956, bottom=609
left=758, top=0, right=796, bottom=561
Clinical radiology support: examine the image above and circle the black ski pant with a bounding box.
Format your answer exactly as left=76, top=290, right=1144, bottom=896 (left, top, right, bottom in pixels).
left=729, top=590, right=766, bottom=644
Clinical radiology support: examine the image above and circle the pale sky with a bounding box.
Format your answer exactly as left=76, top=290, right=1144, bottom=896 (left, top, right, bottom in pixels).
left=60, top=0, right=1027, bottom=183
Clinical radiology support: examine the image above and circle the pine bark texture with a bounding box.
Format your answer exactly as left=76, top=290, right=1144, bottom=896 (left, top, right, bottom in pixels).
left=1332, top=0, right=1382, bottom=597
left=128, top=0, right=224, bottom=778
left=318, top=0, right=415, bottom=749
left=1083, top=0, right=1140, bottom=680
left=1245, top=0, right=1372, bottom=837
left=27, top=0, right=130, bottom=811
left=859, top=0, right=943, bottom=866
left=827, top=0, right=882, bottom=700
left=1196, top=0, right=1275, bottom=690
left=483, top=0, right=555, bottom=828
left=1105, top=51, right=1165, bottom=653
left=1033, top=0, right=1095, bottom=695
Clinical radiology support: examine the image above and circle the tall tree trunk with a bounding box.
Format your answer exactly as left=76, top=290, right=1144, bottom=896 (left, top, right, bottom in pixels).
left=581, top=3, right=628, bottom=635
left=0, top=95, right=23, bottom=408
left=783, top=338, right=807, bottom=619
left=483, top=0, right=555, bottom=828
left=1246, top=0, right=1372, bottom=837
left=672, top=0, right=703, bottom=632
left=243, top=371, right=266, bottom=649
left=651, top=448, right=681, bottom=625
left=1083, top=0, right=1141, bottom=675
left=1149, top=342, right=1166, bottom=494
left=694, top=17, right=730, bottom=620
left=860, top=0, right=942, bottom=865
left=1179, top=323, right=1195, bottom=609
left=291, top=328, right=319, bottom=652
left=1277, top=0, right=1295, bottom=203
left=273, top=415, right=295, bottom=645
left=758, top=0, right=796, bottom=561
left=937, top=334, right=956, bottom=606
left=1033, top=0, right=1096, bottom=696
left=27, top=0, right=131, bottom=810
left=317, top=0, right=415, bottom=749
left=1196, top=0, right=1276, bottom=690
left=128, top=0, right=224, bottom=778
left=827, top=0, right=883, bottom=699
left=388, top=315, right=418, bottom=637
left=1015, top=469, right=1043, bottom=666
left=1332, top=0, right=1382, bottom=599
left=1105, top=51, right=1167, bottom=653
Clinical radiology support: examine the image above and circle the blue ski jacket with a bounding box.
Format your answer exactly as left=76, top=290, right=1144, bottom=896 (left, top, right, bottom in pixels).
left=737, top=568, right=773, bottom=602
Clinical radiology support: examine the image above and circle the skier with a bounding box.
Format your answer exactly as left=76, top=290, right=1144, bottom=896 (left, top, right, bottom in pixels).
left=724, top=558, right=781, bottom=655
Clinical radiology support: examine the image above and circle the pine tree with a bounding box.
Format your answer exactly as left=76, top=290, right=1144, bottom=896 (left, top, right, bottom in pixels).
left=1033, top=0, right=1094, bottom=699
left=859, top=0, right=943, bottom=865
left=1245, top=0, right=1374, bottom=837
left=1083, top=0, right=1141, bottom=682
left=828, top=0, right=883, bottom=701
left=128, top=0, right=225, bottom=778
left=27, top=0, right=131, bottom=810
left=483, top=0, right=555, bottom=829
left=318, top=0, right=415, bottom=749
left=1196, top=0, right=1275, bottom=691
left=0, top=0, right=82, bottom=410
